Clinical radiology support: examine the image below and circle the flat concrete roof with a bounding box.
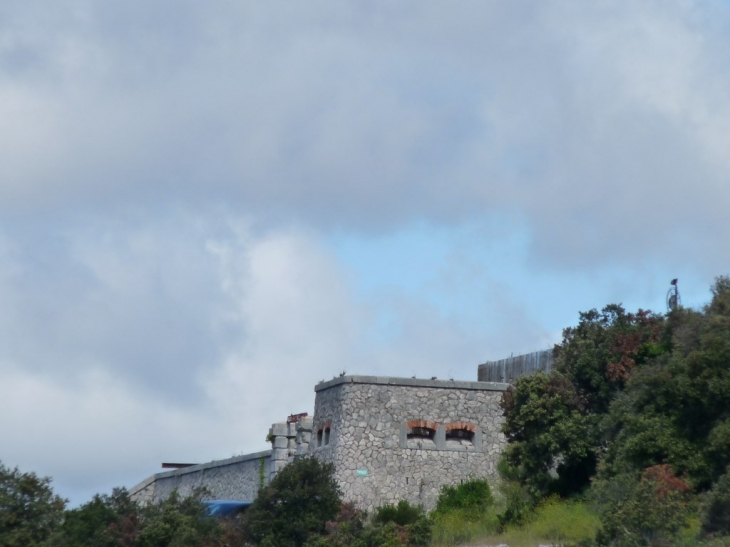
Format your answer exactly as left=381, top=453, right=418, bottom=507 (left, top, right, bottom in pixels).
left=314, top=375, right=509, bottom=393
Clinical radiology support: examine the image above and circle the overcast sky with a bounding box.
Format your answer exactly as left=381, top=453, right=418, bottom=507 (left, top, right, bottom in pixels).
left=1, top=0, right=729, bottom=506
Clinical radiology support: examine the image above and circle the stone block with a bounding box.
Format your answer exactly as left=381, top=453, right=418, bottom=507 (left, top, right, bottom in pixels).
left=273, top=436, right=288, bottom=449
left=272, top=448, right=289, bottom=461
left=297, top=416, right=313, bottom=431
left=270, top=459, right=288, bottom=473
left=270, top=423, right=288, bottom=436
left=288, top=422, right=297, bottom=436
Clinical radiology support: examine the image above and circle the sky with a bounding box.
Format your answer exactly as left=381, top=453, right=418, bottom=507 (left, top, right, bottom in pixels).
left=1, top=0, right=729, bottom=506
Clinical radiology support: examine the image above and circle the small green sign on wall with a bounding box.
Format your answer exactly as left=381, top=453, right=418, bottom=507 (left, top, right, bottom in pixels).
left=356, top=469, right=369, bottom=477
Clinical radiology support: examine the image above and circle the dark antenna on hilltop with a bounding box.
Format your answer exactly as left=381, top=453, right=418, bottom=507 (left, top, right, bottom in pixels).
left=667, top=278, right=681, bottom=311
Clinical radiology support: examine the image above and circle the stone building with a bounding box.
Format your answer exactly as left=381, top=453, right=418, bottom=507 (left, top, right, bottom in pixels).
left=131, top=366, right=519, bottom=511
left=309, top=375, right=508, bottom=511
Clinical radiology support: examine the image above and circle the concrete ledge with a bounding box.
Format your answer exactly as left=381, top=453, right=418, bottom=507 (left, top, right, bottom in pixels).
left=129, top=450, right=272, bottom=496
left=314, top=375, right=509, bottom=393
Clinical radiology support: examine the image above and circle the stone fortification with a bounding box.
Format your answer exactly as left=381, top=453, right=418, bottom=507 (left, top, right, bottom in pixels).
left=129, top=451, right=271, bottom=504
left=478, top=349, right=554, bottom=383
left=267, top=416, right=313, bottom=481
left=309, top=376, right=509, bottom=512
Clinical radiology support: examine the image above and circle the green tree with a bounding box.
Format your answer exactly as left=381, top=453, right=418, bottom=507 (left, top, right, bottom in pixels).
left=500, top=304, right=667, bottom=499
left=0, top=461, right=66, bottom=547
left=500, top=372, right=601, bottom=498
left=599, top=277, right=730, bottom=488
left=701, top=465, right=730, bottom=537
left=47, top=488, right=140, bottom=547
left=244, top=457, right=341, bottom=547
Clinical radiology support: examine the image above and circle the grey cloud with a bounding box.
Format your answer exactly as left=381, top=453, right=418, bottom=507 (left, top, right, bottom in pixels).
left=2, top=1, right=728, bottom=277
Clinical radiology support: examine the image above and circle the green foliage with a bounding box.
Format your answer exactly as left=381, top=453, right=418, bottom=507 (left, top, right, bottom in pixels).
left=0, top=461, right=66, bottom=547
left=500, top=371, right=601, bottom=499
left=494, top=457, right=535, bottom=528
left=599, top=277, right=730, bottom=488
left=48, top=487, right=246, bottom=547
left=594, top=465, right=692, bottom=547
left=258, top=457, right=266, bottom=490
left=374, top=500, right=424, bottom=526
left=303, top=503, right=367, bottom=547
left=48, top=488, right=139, bottom=547
left=554, top=304, right=666, bottom=413
left=497, top=276, right=730, bottom=543
left=136, top=489, right=223, bottom=547
left=305, top=502, right=431, bottom=547
left=244, top=457, right=341, bottom=546
left=430, top=508, right=500, bottom=546
left=500, top=304, right=667, bottom=500
left=497, top=497, right=600, bottom=547
left=433, top=478, right=493, bottom=515
left=439, top=496, right=596, bottom=547
left=702, top=466, right=730, bottom=537
left=523, top=497, right=599, bottom=545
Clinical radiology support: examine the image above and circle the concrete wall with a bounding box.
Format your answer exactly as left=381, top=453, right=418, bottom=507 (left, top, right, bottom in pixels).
left=310, top=376, right=509, bottom=512
left=478, top=349, right=554, bottom=383
left=129, top=450, right=271, bottom=504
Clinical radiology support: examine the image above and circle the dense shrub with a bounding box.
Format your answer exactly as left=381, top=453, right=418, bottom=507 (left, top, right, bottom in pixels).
left=495, top=457, right=536, bottom=527
left=306, top=501, right=431, bottom=547
left=374, top=500, right=424, bottom=526
left=434, top=478, right=493, bottom=515
left=702, top=466, right=730, bottom=536
left=243, top=457, right=341, bottom=546
left=373, top=501, right=431, bottom=547
left=500, top=304, right=667, bottom=500
left=137, top=489, right=224, bottom=547
left=48, top=487, right=139, bottom=547
left=47, top=486, right=247, bottom=547
left=594, top=465, right=691, bottom=546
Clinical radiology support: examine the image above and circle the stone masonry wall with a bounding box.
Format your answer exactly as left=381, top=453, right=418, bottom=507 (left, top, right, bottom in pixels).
left=129, top=451, right=271, bottom=504
left=310, top=376, right=509, bottom=512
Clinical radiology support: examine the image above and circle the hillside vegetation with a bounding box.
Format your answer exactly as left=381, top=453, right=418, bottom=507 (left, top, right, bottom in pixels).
left=496, top=275, right=730, bottom=546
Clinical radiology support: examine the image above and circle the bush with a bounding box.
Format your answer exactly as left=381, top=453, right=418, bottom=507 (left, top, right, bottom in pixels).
left=306, top=501, right=431, bottom=547
left=243, top=457, right=341, bottom=546
left=374, top=500, right=424, bottom=526
left=434, top=478, right=493, bottom=515
left=594, top=465, right=691, bottom=546
left=496, top=457, right=534, bottom=527
left=521, top=497, right=599, bottom=545
left=702, top=466, right=730, bottom=536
